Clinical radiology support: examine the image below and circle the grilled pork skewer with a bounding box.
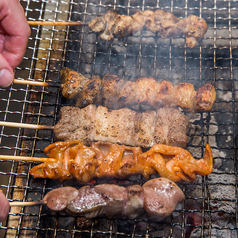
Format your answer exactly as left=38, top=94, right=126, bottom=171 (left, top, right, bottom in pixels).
left=60, top=68, right=216, bottom=112
left=0, top=105, right=189, bottom=148
left=89, top=10, right=207, bottom=48
left=29, top=140, right=213, bottom=183
left=54, top=105, right=189, bottom=148
left=10, top=178, right=185, bottom=221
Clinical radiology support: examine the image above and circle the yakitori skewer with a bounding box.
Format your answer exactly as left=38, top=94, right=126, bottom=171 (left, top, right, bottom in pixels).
left=27, top=10, right=207, bottom=48
left=0, top=104, right=190, bottom=149
left=8, top=178, right=185, bottom=222
left=0, top=139, right=213, bottom=184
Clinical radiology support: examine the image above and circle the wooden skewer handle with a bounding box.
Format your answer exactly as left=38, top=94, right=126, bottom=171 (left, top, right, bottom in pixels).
left=0, top=155, right=55, bottom=163
left=10, top=201, right=46, bottom=206
left=13, top=79, right=49, bottom=87
left=13, top=79, right=61, bottom=88
left=0, top=121, right=54, bottom=130
left=28, top=21, right=86, bottom=26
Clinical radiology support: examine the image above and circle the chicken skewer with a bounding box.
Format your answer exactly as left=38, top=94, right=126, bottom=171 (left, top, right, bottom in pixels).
left=26, top=140, right=213, bottom=183
left=13, top=71, right=216, bottom=113
left=60, top=69, right=216, bottom=112
left=9, top=178, right=185, bottom=222
left=28, top=9, right=208, bottom=48
left=0, top=105, right=190, bottom=148
left=89, top=10, right=208, bottom=48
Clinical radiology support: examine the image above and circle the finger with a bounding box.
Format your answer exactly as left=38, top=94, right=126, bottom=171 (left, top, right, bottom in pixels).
left=0, top=53, right=14, bottom=87
left=0, top=190, right=10, bottom=222
left=0, top=0, right=31, bottom=69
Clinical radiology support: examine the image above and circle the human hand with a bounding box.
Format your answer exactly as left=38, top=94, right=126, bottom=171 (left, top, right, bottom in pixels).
left=0, top=0, right=31, bottom=87
left=0, top=190, right=9, bottom=222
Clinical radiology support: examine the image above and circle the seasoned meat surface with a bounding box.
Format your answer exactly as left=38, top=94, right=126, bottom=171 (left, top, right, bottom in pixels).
left=60, top=69, right=216, bottom=112
left=153, top=107, right=189, bottom=148
left=54, top=105, right=96, bottom=145
left=88, top=10, right=207, bottom=48
left=54, top=105, right=189, bottom=148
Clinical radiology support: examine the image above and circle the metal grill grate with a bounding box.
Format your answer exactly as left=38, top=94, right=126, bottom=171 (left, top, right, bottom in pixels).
left=0, top=0, right=237, bottom=237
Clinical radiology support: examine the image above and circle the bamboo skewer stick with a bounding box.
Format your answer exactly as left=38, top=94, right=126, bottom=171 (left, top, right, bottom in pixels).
left=0, top=121, right=54, bottom=130
left=13, top=79, right=61, bottom=88
left=10, top=201, right=47, bottom=207
left=28, top=21, right=87, bottom=26
left=0, top=155, right=55, bottom=163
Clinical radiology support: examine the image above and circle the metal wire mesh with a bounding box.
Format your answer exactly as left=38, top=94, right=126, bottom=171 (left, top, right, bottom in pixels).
left=0, top=0, right=237, bottom=237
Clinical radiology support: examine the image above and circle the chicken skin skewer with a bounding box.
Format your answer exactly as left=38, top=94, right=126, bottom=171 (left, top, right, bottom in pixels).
left=88, top=10, right=208, bottom=48
left=29, top=140, right=213, bottom=184
left=60, top=68, right=216, bottom=112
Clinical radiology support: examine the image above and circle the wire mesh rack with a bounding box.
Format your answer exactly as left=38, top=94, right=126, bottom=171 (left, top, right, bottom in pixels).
left=0, top=0, right=237, bottom=237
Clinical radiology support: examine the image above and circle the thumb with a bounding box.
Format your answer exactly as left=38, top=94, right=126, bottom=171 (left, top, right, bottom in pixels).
left=0, top=190, right=9, bottom=222
left=0, top=54, right=14, bottom=87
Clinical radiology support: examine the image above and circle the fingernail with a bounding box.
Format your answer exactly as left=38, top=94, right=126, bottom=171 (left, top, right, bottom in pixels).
left=0, top=69, right=14, bottom=87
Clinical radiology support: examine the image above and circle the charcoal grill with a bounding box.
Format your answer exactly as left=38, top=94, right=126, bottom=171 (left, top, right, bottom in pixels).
left=0, top=0, right=237, bottom=237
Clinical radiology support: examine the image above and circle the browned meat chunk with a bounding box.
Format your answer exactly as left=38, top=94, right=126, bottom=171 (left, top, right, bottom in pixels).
left=60, top=68, right=216, bottom=112
left=179, top=15, right=208, bottom=48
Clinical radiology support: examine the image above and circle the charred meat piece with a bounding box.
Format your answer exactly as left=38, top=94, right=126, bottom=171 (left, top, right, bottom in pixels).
left=43, top=178, right=185, bottom=221
left=145, top=10, right=180, bottom=38
left=88, top=10, right=207, bottom=48
left=60, top=69, right=216, bottom=112
left=53, top=105, right=189, bottom=148
left=29, top=140, right=213, bottom=183
left=179, top=15, right=208, bottom=48
left=89, top=11, right=118, bottom=41
left=60, top=68, right=102, bottom=106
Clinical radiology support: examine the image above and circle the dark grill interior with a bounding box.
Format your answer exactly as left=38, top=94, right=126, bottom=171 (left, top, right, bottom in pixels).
left=0, top=0, right=237, bottom=237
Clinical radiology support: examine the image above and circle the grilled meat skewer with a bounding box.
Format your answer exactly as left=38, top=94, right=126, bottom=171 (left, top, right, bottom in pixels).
left=29, top=140, right=213, bottom=183
left=54, top=105, right=189, bottom=148
left=88, top=10, right=208, bottom=48
left=60, top=68, right=216, bottom=112
left=44, top=178, right=185, bottom=221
